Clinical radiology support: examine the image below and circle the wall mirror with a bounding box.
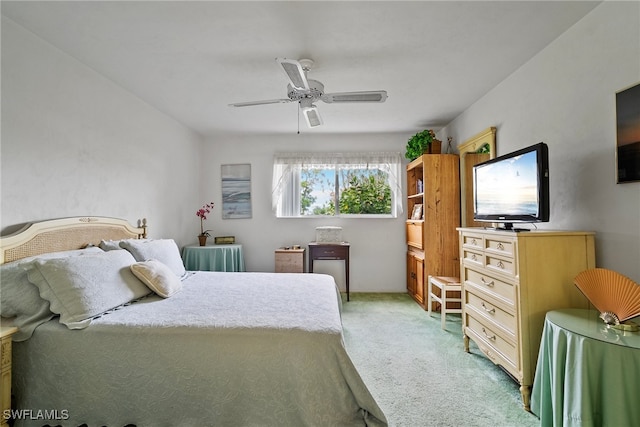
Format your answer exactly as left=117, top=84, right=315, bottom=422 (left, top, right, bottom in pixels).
left=458, top=127, right=496, bottom=227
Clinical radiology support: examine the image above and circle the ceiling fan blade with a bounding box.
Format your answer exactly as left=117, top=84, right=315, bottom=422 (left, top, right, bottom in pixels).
left=228, top=99, right=292, bottom=107
left=276, top=57, right=309, bottom=91
left=321, top=90, right=388, bottom=103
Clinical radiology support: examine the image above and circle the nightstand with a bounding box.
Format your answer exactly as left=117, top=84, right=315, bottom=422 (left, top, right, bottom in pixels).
left=308, top=242, right=350, bottom=300
left=275, top=248, right=306, bottom=273
left=1, top=326, right=18, bottom=427
left=182, top=244, right=245, bottom=272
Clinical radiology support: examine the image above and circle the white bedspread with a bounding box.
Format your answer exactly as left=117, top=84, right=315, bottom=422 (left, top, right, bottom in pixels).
left=13, top=272, right=387, bottom=427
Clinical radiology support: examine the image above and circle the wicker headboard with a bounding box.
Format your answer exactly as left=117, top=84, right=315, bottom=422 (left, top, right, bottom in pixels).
left=0, top=216, right=147, bottom=264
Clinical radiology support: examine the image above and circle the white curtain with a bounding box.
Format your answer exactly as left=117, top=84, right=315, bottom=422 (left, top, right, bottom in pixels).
left=272, top=151, right=404, bottom=217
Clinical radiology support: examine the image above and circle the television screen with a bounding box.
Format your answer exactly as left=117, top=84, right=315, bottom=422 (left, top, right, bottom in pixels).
left=473, top=142, right=549, bottom=229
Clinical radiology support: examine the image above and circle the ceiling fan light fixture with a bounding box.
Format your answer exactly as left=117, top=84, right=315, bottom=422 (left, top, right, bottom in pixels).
left=302, top=104, right=323, bottom=127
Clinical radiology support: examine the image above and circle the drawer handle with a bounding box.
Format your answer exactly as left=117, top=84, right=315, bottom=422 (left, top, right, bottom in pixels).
left=482, top=327, right=496, bottom=341
left=324, top=250, right=335, bottom=254
left=496, top=260, right=505, bottom=269
left=481, top=302, right=495, bottom=314
left=470, top=253, right=478, bottom=262
left=480, top=346, right=498, bottom=363
left=497, top=242, right=504, bottom=250
left=480, top=277, right=495, bottom=287
left=471, top=238, right=477, bottom=245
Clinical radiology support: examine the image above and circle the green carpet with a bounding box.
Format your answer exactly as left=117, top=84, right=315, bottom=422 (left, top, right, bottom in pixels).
left=341, top=293, right=539, bottom=427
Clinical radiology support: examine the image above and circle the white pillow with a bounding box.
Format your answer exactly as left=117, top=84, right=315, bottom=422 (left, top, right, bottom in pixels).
left=0, top=247, right=104, bottom=341
left=130, top=259, right=183, bottom=298
left=119, top=239, right=186, bottom=277
left=27, top=249, right=151, bottom=329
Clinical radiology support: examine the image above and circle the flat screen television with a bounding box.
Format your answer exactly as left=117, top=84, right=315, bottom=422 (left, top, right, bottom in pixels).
left=473, top=142, right=549, bottom=231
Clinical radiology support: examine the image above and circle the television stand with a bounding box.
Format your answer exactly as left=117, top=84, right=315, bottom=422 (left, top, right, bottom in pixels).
left=457, top=227, right=596, bottom=411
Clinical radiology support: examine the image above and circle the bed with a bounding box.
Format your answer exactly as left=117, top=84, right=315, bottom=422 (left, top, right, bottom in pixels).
left=0, top=216, right=387, bottom=427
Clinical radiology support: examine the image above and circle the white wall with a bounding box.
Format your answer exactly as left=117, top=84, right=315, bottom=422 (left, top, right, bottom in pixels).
left=440, top=1, right=640, bottom=281
left=1, top=17, right=202, bottom=246
left=4, top=1, right=638, bottom=289
left=0, top=15, right=414, bottom=293
left=201, top=133, right=410, bottom=292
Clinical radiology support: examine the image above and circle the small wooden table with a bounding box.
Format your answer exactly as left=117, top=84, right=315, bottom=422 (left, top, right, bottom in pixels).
left=1, top=326, right=18, bottom=427
left=275, top=248, right=306, bottom=273
left=308, top=242, right=350, bottom=301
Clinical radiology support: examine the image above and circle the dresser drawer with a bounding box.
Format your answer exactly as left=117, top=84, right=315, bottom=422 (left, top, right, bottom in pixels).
left=309, top=245, right=349, bottom=259
left=406, top=221, right=423, bottom=249
left=464, top=267, right=516, bottom=306
left=465, top=313, right=518, bottom=370
left=464, top=291, right=517, bottom=338
left=484, top=236, right=515, bottom=258
left=485, top=253, right=517, bottom=278
left=462, top=248, right=484, bottom=267
left=461, top=232, right=484, bottom=251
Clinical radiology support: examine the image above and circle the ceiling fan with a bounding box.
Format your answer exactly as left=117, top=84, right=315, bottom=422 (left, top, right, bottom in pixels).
left=228, top=57, right=388, bottom=128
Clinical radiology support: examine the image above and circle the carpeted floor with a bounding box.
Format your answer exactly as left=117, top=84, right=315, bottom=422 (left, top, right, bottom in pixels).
left=340, top=293, right=540, bottom=427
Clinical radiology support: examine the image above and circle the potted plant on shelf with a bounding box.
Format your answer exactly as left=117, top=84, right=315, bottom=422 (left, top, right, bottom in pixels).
left=405, top=129, right=442, bottom=160
left=196, top=202, right=215, bottom=246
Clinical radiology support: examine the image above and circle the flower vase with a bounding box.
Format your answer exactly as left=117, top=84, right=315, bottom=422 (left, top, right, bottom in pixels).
left=198, top=235, right=208, bottom=246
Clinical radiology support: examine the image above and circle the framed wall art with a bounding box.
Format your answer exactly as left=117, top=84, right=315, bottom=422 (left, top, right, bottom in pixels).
left=616, top=82, right=640, bottom=183
left=221, top=164, right=252, bottom=219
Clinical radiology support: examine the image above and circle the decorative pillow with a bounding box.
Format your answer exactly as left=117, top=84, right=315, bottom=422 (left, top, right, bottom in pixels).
left=119, top=239, right=186, bottom=277
left=130, top=259, right=183, bottom=298
left=0, top=247, right=104, bottom=341
left=27, top=249, right=151, bottom=329
left=99, top=239, right=128, bottom=251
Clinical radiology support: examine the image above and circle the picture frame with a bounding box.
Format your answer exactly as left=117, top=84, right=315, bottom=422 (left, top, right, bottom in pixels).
left=616, top=82, right=640, bottom=183
left=411, top=204, right=423, bottom=220
left=221, top=164, right=252, bottom=219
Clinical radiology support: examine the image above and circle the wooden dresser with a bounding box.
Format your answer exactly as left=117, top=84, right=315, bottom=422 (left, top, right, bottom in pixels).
left=457, top=228, right=595, bottom=411
left=1, top=326, right=17, bottom=427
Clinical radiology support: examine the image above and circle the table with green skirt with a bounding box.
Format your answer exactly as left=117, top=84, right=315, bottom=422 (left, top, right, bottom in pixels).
left=182, top=244, right=245, bottom=272
left=531, top=308, right=640, bottom=427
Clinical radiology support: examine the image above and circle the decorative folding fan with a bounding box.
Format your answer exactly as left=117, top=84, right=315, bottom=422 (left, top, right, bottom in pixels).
left=574, top=268, right=640, bottom=329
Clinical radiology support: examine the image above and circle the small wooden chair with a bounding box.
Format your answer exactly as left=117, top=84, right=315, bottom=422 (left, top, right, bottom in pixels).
left=427, top=276, right=462, bottom=330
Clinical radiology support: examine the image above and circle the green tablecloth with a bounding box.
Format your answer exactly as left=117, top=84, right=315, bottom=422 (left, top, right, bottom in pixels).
left=531, top=308, right=640, bottom=427
left=182, top=244, right=245, bottom=272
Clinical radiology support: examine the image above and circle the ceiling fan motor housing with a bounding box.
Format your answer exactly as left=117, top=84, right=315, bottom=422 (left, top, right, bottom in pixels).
left=287, top=79, right=324, bottom=101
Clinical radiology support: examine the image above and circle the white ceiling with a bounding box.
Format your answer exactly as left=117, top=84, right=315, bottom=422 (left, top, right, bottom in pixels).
left=2, top=1, right=600, bottom=136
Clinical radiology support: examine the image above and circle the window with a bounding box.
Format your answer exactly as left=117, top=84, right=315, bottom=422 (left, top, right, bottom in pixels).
left=272, top=152, right=403, bottom=218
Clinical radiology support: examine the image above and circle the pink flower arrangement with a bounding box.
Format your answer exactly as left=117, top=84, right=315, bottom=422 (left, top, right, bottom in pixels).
left=196, top=202, right=215, bottom=236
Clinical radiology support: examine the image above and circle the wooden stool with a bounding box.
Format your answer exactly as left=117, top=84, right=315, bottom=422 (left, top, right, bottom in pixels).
left=427, top=276, right=462, bottom=330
